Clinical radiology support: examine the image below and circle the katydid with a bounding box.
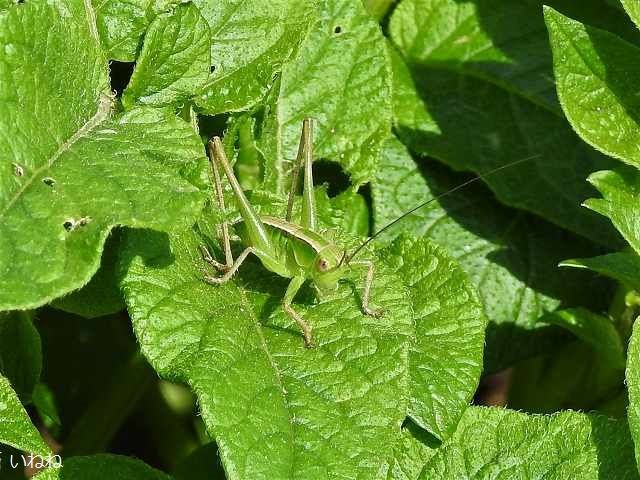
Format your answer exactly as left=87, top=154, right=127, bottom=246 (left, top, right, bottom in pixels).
left=201, top=119, right=381, bottom=348
left=201, top=118, right=539, bottom=348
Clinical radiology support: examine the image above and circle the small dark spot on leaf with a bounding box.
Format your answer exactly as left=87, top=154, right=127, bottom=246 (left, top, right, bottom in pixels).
left=63, top=216, right=90, bottom=232
left=334, top=26, right=342, bottom=34
left=210, top=65, right=216, bottom=73
left=14, top=164, right=24, bottom=177
left=42, top=177, right=55, bottom=186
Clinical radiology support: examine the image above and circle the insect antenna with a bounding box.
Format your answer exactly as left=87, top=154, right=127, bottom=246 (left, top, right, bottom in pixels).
left=340, top=154, right=541, bottom=265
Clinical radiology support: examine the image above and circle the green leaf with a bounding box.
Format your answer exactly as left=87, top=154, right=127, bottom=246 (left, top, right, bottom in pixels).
left=561, top=251, right=640, bottom=292
left=387, top=421, right=438, bottom=480
left=194, top=0, right=316, bottom=114
left=0, top=375, right=50, bottom=457
left=0, top=1, right=209, bottom=311
left=120, top=221, right=414, bottom=478
left=621, top=0, right=640, bottom=29
left=420, top=406, right=639, bottom=479
left=540, top=308, right=625, bottom=370
left=0, top=311, right=41, bottom=402
left=51, top=232, right=126, bottom=319
left=92, top=0, right=152, bottom=61
left=122, top=2, right=211, bottom=109
left=388, top=0, right=621, bottom=246
left=257, top=0, right=392, bottom=194
left=584, top=167, right=640, bottom=256
left=373, top=136, right=609, bottom=372
left=380, top=235, right=485, bottom=440
left=545, top=7, right=640, bottom=170
left=34, top=455, right=171, bottom=480
left=627, top=319, right=640, bottom=469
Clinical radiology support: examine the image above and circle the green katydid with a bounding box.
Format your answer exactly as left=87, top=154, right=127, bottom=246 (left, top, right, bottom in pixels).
left=201, top=119, right=380, bottom=348
left=201, top=118, right=538, bottom=348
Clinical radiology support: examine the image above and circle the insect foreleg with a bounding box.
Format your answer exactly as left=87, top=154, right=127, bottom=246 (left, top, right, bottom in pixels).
left=351, top=260, right=384, bottom=318
left=204, top=247, right=256, bottom=285
left=283, top=275, right=314, bottom=348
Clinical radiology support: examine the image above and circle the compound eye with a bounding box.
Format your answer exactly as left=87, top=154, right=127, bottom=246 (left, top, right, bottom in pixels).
left=317, top=258, right=329, bottom=271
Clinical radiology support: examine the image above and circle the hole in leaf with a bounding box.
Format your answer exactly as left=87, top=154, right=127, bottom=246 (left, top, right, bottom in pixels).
left=210, top=65, right=216, bottom=73
left=313, top=160, right=351, bottom=197
left=109, top=60, right=135, bottom=98
left=63, top=220, right=74, bottom=232
left=13, top=164, right=23, bottom=177
left=42, top=177, right=55, bottom=186
left=334, top=25, right=342, bottom=34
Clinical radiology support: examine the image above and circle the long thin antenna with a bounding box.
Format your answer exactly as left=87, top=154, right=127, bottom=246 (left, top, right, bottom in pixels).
left=343, top=154, right=540, bottom=264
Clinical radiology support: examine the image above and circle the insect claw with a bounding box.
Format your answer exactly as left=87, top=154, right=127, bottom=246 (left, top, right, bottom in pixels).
left=203, top=274, right=224, bottom=285
left=200, top=244, right=230, bottom=271
left=363, top=306, right=385, bottom=318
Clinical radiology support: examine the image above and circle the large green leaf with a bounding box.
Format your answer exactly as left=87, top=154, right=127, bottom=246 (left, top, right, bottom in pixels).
left=0, top=312, right=41, bottom=403
left=122, top=2, right=211, bottom=109
left=0, top=375, right=50, bottom=457
left=541, top=308, right=625, bottom=370
left=0, top=0, right=208, bottom=311
left=380, top=235, right=485, bottom=440
left=120, top=220, right=414, bottom=478
left=194, top=0, right=316, bottom=114
left=373, top=136, right=608, bottom=371
left=583, top=167, right=640, bottom=256
left=34, top=455, right=171, bottom=480
left=420, top=406, right=639, bottom=479
left=545, top=7, right=640, bottom=170
left=562, top=251, right=640, bottom=292
left=627, top=320, right=640, bottom=469
left=92, top=0, right=153, bottom=61
left=257, top=0, right=392, bottom=194
left=51, top=232, right=126, bottom=319
left=621, top=0, right=640, bottom=29
left=387, top=421, right=438, bottom=480
left=388, top=0, right=624, bottom=246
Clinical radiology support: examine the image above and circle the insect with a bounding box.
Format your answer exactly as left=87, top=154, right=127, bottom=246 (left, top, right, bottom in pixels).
left=201, top=119, right=538, bottom=348
left=201, top=119, right=381, bottom=348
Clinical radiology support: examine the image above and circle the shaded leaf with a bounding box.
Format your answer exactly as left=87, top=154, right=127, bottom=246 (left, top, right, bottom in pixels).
left=540, top=308, right=625, bottom=370
left=34, top=455, right=171, bottom=480
left=627, top=319, right=640, bottom=469
left=0, top=311, right=41, bottom=402
left=372, top=136, right=609, bottom=372
left=562, top=251, right=640, bottom=292
left=388, top=0, right=622, bottom=246
left=51, top=232, right=126, bottom=319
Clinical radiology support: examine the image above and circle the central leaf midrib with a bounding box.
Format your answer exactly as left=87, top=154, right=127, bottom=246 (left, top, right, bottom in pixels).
left=0, top=96, right=111, bottom=221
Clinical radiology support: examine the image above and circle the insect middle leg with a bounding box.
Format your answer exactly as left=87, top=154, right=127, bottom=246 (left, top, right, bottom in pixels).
left=352, top=260, right=384, bottom=318
left=283, top=275, right=314, bottom=348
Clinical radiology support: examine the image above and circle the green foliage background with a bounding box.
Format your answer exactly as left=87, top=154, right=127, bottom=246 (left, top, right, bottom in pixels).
left=2, top=0, right=640, bottom=478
